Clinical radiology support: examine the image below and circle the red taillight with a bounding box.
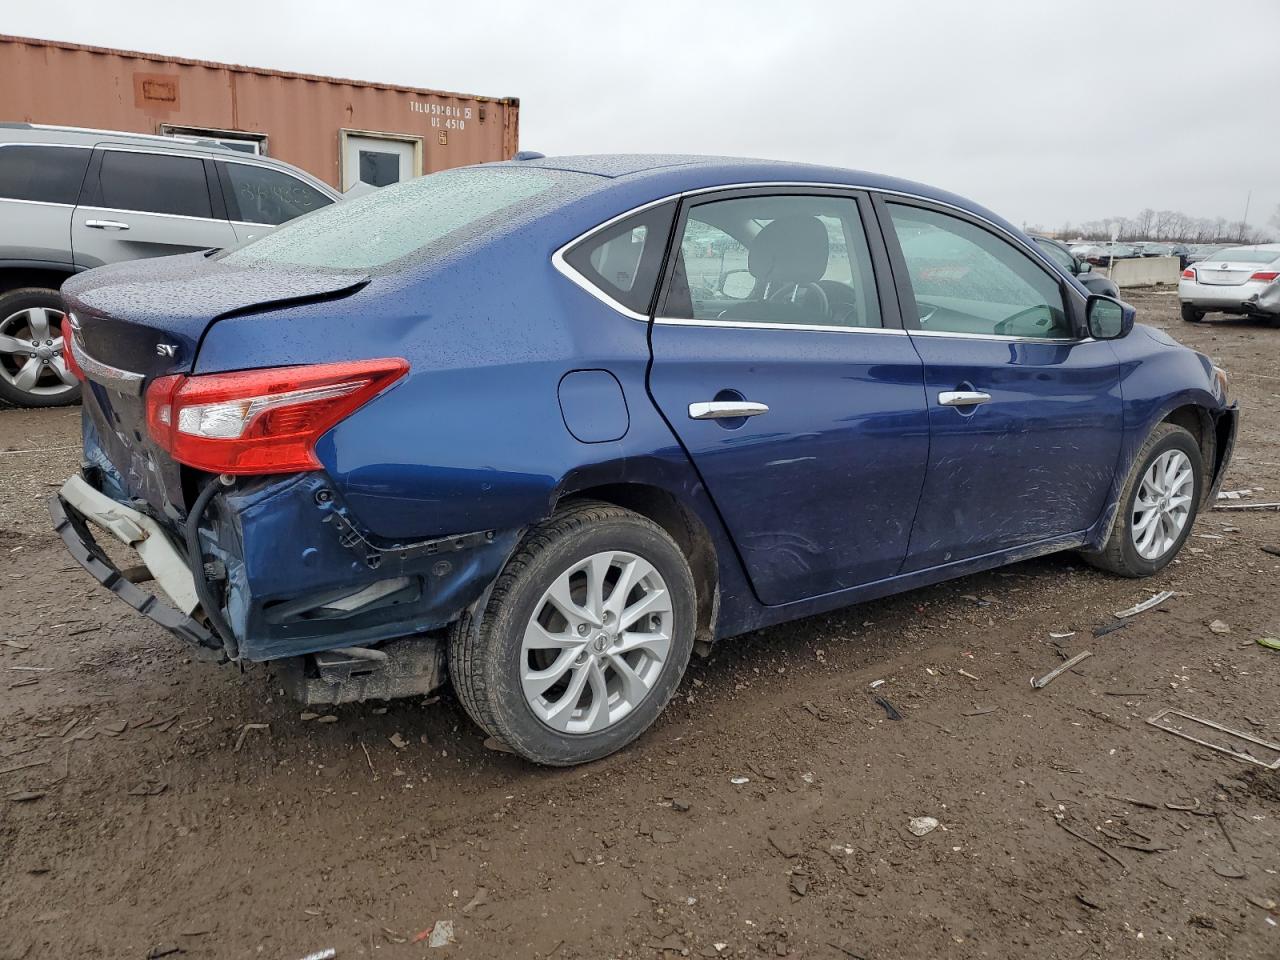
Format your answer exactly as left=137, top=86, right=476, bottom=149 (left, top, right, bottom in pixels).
left=146, top=358, right=409, bottom=475
left=1181, top=268, right=1196, bottom=280
left=60, top=316, right=85, bottom=382
left=1249, top=270, right=1278, bottom=282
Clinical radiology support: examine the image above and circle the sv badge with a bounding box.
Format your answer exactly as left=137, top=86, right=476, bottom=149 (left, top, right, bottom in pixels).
left=155, top=343, right=178, bottom=358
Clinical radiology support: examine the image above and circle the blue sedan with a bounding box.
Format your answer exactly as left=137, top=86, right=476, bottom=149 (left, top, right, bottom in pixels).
left=53, top=155, right=1238, bottom=765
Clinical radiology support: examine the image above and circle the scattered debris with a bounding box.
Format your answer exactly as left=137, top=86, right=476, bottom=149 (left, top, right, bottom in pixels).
left=1213, top=810, right=1238, bottom=854
left=315, top=715, right=338, bottom=724
left=1031, top=650, right=1093, bottom=689
left=908, top=816, right=939, bottom=837
left=789, top=876, right=808, bottom=897
left=1208, top=620, right=1231, bottom=635
left=1147, top=709, right=1280, bottom=770
left=0, top=758, right=49, bottom=777
left=1092, top=621, right=1130, bottom=639
left=483, top=737, right=514, bottom=755
left=295, top=950, right=337, bottom=960
left=957, top=668, right=980, bottom=681
left=6, top=790, right=46, bottom=803
left=868, top=679, right=885, bottom=689
left=1105, top=794, right=1159, bottom=810
left=1216, top=489, right=1251, bottom=500
left=1257, top=636, right=1280, bottom=652
left=671, top=798, right=691, bottom=812
left=389, top=732, right=409, bottom=750
left=1214, top=501, right=1280, bottom=511
left=730, top=776, right=750, bottom=785
left=962, top=705, right=998, bottom=717
left=0, top=639, right=30, bottom=650
left=1259, top=545, right=1280, bottom=557
left=1076, top=892, right=1103, bottom=910
left=233, top=723, right=269, bottom=753
left=873, top=695, right=902, bottom=720
left=1049, top=631, right=1075, bottom=639
left=1213, top=864, right=1246, bottom=879
left=1165, top=797, right=1201, bottom=812
left=428, top=920, right=454, bottom=948
left=145, top=946, right=183, bottom=959
left=300, top=712, right=320, bottom=721
left=127, top=781, right=168, bottom=797
left=1057, top=821, right=1129, bottom=870
left=1114, top=590, right=1175, bottom=619
left=462, top=887, right=489, bottom=916
left=768, top=834, right=799, bottom=858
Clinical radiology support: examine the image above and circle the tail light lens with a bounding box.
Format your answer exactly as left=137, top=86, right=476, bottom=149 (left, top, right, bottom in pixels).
left=1249, top=270, right=1278, bottom=282
left=60, top=316, right=85, bottom=382
left=1181, top=268, right=1196, bottom=280
left=146, top=358, right=409, bottom=475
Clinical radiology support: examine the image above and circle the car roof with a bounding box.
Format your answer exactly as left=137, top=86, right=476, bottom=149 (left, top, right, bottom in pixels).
left=0, top=122, right=340, bottom=197
left=501, top=153, right=1020, bottom=237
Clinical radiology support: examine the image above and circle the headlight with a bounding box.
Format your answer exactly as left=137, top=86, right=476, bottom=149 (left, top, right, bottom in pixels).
left=1212, top=365, right=1229, bottom=403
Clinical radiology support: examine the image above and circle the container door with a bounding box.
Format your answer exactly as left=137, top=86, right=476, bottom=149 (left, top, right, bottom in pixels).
left=341, top=134, right=419, bottom=191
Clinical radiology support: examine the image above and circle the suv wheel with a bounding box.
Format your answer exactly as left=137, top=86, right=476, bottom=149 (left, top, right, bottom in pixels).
left=449, top=501, right=696, bottom=765
left=1081, top=423, right=1203, bottom=577
left=0, top=288, right=80, bottom=407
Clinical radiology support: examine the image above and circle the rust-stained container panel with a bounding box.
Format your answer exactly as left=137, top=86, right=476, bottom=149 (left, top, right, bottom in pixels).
left=0, top=34, right=519, bottom=188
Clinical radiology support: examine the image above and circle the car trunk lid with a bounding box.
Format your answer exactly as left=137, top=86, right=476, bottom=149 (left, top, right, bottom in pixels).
left=1196, top=259, right=1271, bottom=286
left=62, top=252, right=368, bottom=517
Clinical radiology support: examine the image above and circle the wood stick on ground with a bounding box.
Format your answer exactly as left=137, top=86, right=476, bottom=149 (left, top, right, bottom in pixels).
left=1058, top=821, right=1130, bottom=870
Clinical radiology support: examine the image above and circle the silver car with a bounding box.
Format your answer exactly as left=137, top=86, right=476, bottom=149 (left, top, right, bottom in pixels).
left=1178, top=243, right=1280, bottom=325
left=0, top=123, right=341, bottom=406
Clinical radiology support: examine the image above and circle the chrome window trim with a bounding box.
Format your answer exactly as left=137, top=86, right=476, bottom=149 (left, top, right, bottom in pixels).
left=0, top=196, right=75, bottom=209
left=910, top=329, right=1094, bottom=345
left=76, top=204, right=232, bottom=226
left=552, top=180, right=1076, bottom=335
left=654, top=317, right=906, bottom=335
left=66, top=315, right=145, bottom=396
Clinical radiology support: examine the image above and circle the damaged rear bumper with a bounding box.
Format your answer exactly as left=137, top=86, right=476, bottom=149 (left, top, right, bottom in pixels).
left=49, top=481, right=221, bottom=656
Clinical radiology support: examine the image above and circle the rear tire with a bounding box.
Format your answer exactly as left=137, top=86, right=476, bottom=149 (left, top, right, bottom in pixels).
left=0, top=287, right=80, bottom=407
left=1180, top=303, right=1204, bottom=323
left=448, top=500, right=696, bottom=766
left=1081, top=423, right=1203, bottom=577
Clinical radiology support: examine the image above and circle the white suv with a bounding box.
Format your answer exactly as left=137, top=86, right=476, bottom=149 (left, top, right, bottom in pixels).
left=0, top=123, right=341, bottom=406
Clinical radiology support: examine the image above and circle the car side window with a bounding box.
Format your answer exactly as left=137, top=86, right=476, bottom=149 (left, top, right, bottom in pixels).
left=562, top=202, right=675, bottom=315
left=221, top=162, right=333, bottom=226
left=1035, top=239, right=1076, bottom=274
left=0, top=145, right=91, bottom=204
left=98, top=151, right=213, bottom=218
left=662, top=194, right=881, bottom=329
left=888, top=204, right=1069, bottom=338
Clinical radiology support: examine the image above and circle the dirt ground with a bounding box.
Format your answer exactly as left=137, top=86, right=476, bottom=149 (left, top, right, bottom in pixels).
left=1, top=289, right=1277, bottom=960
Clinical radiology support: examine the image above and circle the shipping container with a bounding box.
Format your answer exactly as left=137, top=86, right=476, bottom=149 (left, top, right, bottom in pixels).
left=0, top=34, right=519, bottom=190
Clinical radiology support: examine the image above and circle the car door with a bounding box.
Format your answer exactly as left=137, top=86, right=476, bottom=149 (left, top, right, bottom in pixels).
left=0, top=142, right=91, bottom=268
left=877, top=197, right=1123, bottom=571
left=215, top=159, right=336, bottom=243
left=71, top=148, right=238, bottom=269
left=646, top=188, right=931, bottom=606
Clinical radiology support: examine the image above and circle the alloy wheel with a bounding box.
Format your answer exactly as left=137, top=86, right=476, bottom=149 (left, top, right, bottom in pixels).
left=520, top=550, right=673, bottom=735
left=1131, top=449, right=1194, bottom=560
left=0, top=307, right=77, bottom=399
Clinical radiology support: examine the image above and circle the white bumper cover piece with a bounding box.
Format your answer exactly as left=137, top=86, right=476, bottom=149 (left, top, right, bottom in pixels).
left=58, top=474, right=201, bottom=615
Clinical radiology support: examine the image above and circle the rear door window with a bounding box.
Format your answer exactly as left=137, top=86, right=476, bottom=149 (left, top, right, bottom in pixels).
left=98, top=151, right=213, bottom=218
left=0, top=145, right=90, bottom=204
left=220, top=162, right=333, bottom=225
left=562, top=203, right=676, bottom=315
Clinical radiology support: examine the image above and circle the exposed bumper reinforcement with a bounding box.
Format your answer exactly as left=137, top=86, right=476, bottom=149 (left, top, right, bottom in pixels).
left=49, top=483, right=222, bottom=656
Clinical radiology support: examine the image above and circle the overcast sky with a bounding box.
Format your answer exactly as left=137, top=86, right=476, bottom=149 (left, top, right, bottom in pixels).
left=4, top=0, right=1277, bottom=232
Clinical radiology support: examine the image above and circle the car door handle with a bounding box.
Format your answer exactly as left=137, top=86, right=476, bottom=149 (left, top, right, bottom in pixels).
left=85, top=219, right=130, bottom=231
left=688, top=400, right=770, bottom=420
left=938, top=390, right=992, bottom=407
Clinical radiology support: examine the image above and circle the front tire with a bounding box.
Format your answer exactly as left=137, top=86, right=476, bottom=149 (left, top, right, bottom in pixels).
left=448, top=501, right=696, bottom=766
left=0, top=287, right=81, bottom=407
left=1180, top=303, right=1204, bottom=323
left=1081, top=423, right=1203, bottom=577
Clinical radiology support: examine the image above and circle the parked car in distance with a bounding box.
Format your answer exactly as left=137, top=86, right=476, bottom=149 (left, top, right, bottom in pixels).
left=1070, top=242, right=1139, bottom=266
left=0, top=123, right=341, bottom=407
left=1032, top=235, right=1119, bottom=298
left=1178, top=244, right=1280, bottom=324
left=1185, top=243, right=1226, bottom=265
left=53, top=155, right=1238, bottom=765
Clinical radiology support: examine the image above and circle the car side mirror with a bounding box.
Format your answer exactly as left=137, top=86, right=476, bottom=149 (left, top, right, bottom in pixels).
left=718, top=269, right=754, bottom=300
left=1086, top=295, right=1134, bottom=340
left=1075, top=260, right=1092, bottom=275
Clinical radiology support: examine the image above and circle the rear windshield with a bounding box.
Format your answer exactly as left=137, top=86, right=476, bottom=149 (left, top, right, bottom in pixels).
left=219, top=166, right=589, bottom=271
left=1205, top=248, right=1279, bottom=264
